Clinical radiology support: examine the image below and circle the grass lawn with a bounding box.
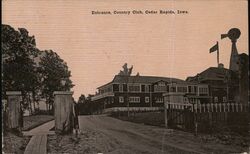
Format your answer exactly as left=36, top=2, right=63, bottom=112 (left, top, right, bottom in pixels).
left=22, top=114, right=54, bottom=131
left=111, top=111, right=165, bottom=127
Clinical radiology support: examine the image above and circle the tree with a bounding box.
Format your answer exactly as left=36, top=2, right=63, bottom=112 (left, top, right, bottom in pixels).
left=118, top=63, right=133, bottom=76
left=2, top=24, right=40, bottom=113
left=2, top=24, right=74, bottom=114
left=39, top=50, right=74, bottom=111
left=77, top=94, right=86, bottom=104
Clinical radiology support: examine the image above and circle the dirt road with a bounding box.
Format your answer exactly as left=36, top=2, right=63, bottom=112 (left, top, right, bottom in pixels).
left=78, top=115, right=245, bottom=154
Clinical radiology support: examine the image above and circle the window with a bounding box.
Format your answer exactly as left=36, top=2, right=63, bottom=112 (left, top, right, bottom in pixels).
left=223, top=96, right=227, bottom=102
left=155, top=97, right=163, bottom=103
left=188, top=86, right=192, bottom=93
left=119, top=96, right=124, bottom=103
left=128, top=85, right=140, bottom=92
left=177, top=86, right=187, bottom=93
left=170, top=86, right=176, bottom=92
left=129, top=97, right=140, bottom=103
left=188, top=86, right=197, bottom=93
left=119, top=84, right=123, bottom=92
left=158, top=82, right=165, bottom=86
left=194, top=86, right=197, bottom=93
left=145, top=97, right=150, bottom=103
left=145, top=85, right=150, bottom=92
left=154, top=85, right=167, bottom=92
left=141, top=85, right=145, bottom=92
left=214, top=97, right=218, bottom=103
left=199, top=87, right=208, bottom=94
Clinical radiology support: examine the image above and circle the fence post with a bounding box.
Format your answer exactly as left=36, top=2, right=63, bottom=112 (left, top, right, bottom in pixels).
left=6, top=91, right=22, bottom=132
left=199, top=103, right=202, bottom=113
left=236, top=103, right=239, bottom=112
left=207, top=104, right=210, bottom=112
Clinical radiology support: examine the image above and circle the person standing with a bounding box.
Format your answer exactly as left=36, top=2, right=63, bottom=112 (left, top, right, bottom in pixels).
left=73, top=101, right=79, bottom=137
left=18, top=102, right=24, bottom=136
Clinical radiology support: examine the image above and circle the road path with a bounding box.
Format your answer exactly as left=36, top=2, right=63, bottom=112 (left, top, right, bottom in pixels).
left=78, top=115, right=242, bottom=154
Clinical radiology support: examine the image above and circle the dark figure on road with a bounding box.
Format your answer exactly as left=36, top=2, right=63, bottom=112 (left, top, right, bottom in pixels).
left=18, top=103, right=24, bottom=136
left=73, top=101, right=79, bottom=136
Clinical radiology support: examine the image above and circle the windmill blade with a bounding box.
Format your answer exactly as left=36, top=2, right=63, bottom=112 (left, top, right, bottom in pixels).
left=221, top=34, right=228, bottom=39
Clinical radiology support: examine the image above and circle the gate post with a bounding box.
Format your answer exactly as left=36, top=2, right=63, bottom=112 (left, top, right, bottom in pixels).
left=6, top=91, right=22, bottom=131
left=164, top=102, right=168, bottom=128
left=53, top=91, right=74, bottom=134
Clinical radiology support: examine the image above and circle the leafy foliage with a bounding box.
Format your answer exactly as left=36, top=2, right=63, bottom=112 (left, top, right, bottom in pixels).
left=2, top=24, right=74, bottom=112
left=77, top=94, right=101, bottom=115
left=39, top=50, right=74, bottom=107
left=2, top=25, right=40, bottom=108
left=77, top=94, right=86, bottom=104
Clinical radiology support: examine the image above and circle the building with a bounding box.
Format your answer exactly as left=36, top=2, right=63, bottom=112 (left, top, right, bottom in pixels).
left=91, top=74, right=212, bottom=112
left=163, top=81, right=210, bottom=105
left=186, top=64, right=239, bottom=103
left=91, top=75, right=186, bottom=110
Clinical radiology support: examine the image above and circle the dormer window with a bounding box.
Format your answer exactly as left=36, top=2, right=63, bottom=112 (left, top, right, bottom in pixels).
left=158, top=82, right=165, bottom=86
left=154, top=82, right=167, bottom=92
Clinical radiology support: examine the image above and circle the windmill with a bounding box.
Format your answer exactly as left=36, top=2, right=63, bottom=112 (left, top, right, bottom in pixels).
left=221, top=28, right=241, bottom=72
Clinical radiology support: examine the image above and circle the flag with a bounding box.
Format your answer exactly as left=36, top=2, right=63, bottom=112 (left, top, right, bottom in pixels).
left=209, top=42, right=219, bottom=53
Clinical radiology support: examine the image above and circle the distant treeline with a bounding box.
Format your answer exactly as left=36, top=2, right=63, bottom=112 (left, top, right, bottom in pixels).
left=76, top=94, right=102, bottom=115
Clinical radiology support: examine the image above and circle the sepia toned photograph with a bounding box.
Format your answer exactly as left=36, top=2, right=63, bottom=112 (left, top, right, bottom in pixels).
left=2, top=0, right=249, bottom=153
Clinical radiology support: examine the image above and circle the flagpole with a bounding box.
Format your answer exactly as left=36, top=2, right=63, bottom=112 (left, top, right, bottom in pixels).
left=217, top=41, right=219, bottom=66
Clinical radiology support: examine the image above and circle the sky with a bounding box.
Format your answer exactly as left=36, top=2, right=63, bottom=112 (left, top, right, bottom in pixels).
left=2, top=0, right=248, bottom=100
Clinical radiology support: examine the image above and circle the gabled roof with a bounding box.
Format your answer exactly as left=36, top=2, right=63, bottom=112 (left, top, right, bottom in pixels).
left=97, top=75, right=185, bottom=89
left=186, top=67, right=237, bottom=82
left=112, top=75, right=184, bottom=84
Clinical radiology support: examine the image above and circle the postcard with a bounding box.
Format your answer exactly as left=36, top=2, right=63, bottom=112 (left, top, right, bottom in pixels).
left=2, top=0, right=249, bottom=153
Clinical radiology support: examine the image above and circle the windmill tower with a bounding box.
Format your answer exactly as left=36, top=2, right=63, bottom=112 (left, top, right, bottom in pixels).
left=221, top=28, right=241, bottom=72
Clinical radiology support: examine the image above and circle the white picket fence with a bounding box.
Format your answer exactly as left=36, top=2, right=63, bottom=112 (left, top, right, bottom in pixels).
left=104, top=107, right=163, bottom=113
left=165, top=102, right=249, bottom=113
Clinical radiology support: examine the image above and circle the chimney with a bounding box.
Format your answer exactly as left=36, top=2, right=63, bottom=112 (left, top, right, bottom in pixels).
left=218, top=63, right=224, bottom=69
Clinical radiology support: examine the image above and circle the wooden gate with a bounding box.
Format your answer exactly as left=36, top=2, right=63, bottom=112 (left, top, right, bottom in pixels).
left=165, top=103, right=194, bottom=131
